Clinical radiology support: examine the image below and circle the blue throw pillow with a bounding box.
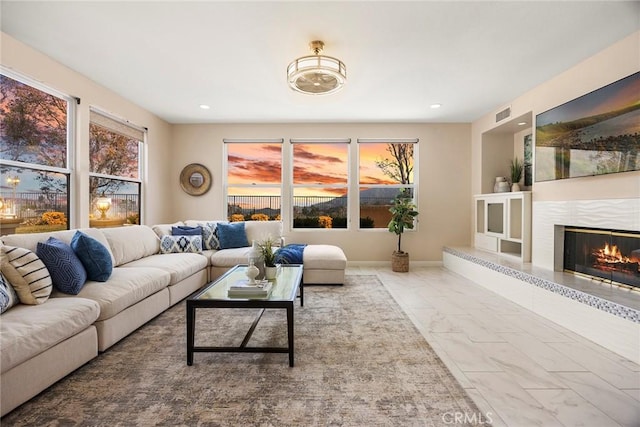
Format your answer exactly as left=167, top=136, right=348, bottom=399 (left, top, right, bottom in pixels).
left=37, top=237, right=87, bottom=295
left=71, top=231, right=113, bottom=282
left=172, top=225, right=203, bottom=236
left=216, top=222, right=249, bottom=249
left=274, top=244, right=307, bottom=264
left=0, top=272, right=18, bottom=314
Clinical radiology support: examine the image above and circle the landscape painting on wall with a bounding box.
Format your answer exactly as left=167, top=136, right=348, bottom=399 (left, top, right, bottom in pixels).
left=535, top=71, right=640, bottom=182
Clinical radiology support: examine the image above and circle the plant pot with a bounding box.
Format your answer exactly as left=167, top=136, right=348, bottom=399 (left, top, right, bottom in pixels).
left=265, top=266, right=278, bottom=280
left=391, top=251, right=410, bottom=272
left=511, top=183, right=520, bottom=192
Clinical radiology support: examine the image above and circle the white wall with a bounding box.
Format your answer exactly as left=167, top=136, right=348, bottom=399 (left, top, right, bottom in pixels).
left=1, top=32, right=174, bottom=226
left=471, top=31, right=640, bottom=268
left=170, top=122, right=472, bottom=262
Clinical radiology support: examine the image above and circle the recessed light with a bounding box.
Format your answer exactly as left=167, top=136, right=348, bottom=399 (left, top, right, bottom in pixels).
left=430, top=103, right=442, bottom=109
left=517, top=121, right=527, bottom=126
left=199, top=104, right=211, bottom=110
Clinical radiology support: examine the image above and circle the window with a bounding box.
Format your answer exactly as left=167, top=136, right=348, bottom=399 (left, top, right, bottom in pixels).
left=0, top=71, right=73, bottom=233
left=89, top=109, right=144, bottom=226
left=225, top=139, right=283, bottom=221
left=291, top=139, right=350, bottom=229
left=358, top=139, right=417, bottom=229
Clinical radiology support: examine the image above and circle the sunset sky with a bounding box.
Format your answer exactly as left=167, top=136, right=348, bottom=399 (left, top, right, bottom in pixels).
left=227, top=142, right=408, bottom=198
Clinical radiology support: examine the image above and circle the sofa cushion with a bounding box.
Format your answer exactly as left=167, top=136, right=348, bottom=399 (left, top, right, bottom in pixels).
left=209, top=246, right=253, bottom=268
left=101, top=225, right=160, bottom=267
left=52, top=266, right=170, bottom=321
left=37, top=237, right=87, bottom=295
left=216, top=222, right=249, bottom=249
left=120, top=253, right=208, bottom=285
left=0, top=272, right=18, bottom=314
left=0, top=297, right=100, bottom=373
left=1, top=228, right=114, bottom=266
left=70, top=231, right=113, bottom=282
left=245, top=220, right=283, bottom=246
left=151, top=222, right=184, bottom=238
left=1, top=246, right=52, bottom=305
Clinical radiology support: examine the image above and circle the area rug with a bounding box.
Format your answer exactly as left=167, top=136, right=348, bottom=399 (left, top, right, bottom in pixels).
left=3, top=275, right=481, bottom=426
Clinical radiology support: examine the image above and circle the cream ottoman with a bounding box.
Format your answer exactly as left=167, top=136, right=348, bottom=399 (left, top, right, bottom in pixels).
left=302, top=244, right=347, bottom=285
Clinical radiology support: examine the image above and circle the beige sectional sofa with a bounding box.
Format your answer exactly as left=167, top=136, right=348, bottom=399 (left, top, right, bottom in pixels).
left=0, top=220, right=346, bottom=416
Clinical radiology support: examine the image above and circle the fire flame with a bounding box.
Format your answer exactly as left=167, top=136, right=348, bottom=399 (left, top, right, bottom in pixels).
left=596, top=243, right=637, bottom=264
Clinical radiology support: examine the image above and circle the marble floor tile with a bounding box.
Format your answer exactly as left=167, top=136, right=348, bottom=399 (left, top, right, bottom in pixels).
left=445, top=314, right=506, bottom=342
left=475, top=342, right=568, bottom=389
left=465, top=372, right=564, bottom=427
left=499, top=332, right=587, bottom=372
left=526, top=388, right=621, bottom=427
left=464, top=389, right=509, bottom=427
left=430, top=333, right=503, bottom=372
left=555, top=372, right=640, bottom=427
left=499, top=313, right=575, bottom=342
left=549, top=342, right=640, bottom=389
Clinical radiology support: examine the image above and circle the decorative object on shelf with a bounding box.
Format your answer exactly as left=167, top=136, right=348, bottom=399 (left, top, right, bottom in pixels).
left=248, top=240, right=265, bottom=279
left=510, top=157, right=523, bottom=192
left=179, top=163, right=212, bottom=196
left=95, top=197, right=112, bottom=219
left=388, top=192, right=419, bottom=273
left=287, top=40, right=347, bottom=95
left=494, top=177, right=510, bottom=193
left=245, top=261, right=260, bottom=284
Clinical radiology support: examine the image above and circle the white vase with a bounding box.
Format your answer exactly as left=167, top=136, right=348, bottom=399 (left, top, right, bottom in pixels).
left=511, top=183, right=520, bottom=192
left=494, top=177, right=506, bottom=193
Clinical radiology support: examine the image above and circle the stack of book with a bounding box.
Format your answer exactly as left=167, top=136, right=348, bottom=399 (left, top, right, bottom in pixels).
left=228, top=279, right=273, bottom=298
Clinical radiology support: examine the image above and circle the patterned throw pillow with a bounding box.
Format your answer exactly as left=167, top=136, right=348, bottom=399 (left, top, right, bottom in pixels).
left=160, top=235, right=203, bottom=254
left=0, top=271, right=19, bottom=314
left=203, top=222, right=221, bottom=250
left=37, top=237, right=88, bottom=295
left=216, top=222, right=249, bottom=249
left=1, top=245, right=52, bottom=304
left=70, top=231, right=113, bottom=282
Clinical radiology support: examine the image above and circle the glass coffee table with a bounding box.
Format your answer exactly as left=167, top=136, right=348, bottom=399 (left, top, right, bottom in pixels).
left=186, top=264, right=304, bottom=367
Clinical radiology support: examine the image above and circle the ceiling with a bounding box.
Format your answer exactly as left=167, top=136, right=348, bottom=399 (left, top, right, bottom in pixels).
left=1, top=1, right=638, bottom=124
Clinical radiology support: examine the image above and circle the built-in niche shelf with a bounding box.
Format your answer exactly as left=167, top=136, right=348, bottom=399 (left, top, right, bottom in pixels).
left=474, top=191, right=531, bottom=261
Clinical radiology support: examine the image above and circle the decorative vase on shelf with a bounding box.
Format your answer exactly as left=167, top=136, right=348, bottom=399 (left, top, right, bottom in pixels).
left=511, top=182, right=520, bottom=192
left=494, top=177, right=506, bottom=193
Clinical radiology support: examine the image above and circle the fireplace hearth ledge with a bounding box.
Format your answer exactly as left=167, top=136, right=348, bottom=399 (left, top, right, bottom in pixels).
left=443, top=246, right=640, bottom=364
left=443, top=246, right=639, bottom=323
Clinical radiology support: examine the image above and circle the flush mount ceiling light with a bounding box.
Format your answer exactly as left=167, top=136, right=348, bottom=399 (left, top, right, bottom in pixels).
left=287, top=40, right=346, bottom=95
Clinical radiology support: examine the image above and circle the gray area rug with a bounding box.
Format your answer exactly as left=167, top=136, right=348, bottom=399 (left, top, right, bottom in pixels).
left=4, top=275, right=481, bottom=426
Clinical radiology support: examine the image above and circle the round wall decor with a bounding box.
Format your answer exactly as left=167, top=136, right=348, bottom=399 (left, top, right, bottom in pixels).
left=180, top=163, right=212, bottom=196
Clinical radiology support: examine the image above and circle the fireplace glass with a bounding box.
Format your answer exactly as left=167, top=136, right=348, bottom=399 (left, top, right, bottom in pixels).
left=564, top=227, right=640, bottom=288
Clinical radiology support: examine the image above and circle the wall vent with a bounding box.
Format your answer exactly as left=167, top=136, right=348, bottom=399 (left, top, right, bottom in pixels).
left=495, top=106, right=511, bottom=123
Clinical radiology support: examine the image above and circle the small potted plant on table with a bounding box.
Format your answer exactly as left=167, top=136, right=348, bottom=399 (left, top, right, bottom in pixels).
left=388, top=191, right=419, bottom=272
left=510, top=157, right=523, bottom=191
left=258, top=237, right=279, bottom=280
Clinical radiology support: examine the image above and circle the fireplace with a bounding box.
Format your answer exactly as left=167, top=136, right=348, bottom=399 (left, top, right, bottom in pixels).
left=564, top=227, right=640, bottom=288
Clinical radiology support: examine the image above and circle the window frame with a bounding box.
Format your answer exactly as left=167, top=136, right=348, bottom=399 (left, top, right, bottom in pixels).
left=0, top=67, right=76, bottom=228
left=223, top=139, right=284, bottom=222
left=290, top=138, right=351, bottom=230
left=88, top=107, right=146, bottom=225
left=357, top=138, right=419, bottom=231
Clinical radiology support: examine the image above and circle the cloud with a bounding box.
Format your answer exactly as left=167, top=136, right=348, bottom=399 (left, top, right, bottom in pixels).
left=294, top=146, right=343, bottom=163
left=293, top=166, right=347, bottom=184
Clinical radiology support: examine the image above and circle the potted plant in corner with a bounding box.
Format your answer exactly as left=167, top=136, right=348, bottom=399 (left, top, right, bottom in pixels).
left=388, top=192, right=419, bottom=272
left=510, top=157, right=523, bottom=192
left=258, top=237, right=279, bottom=280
